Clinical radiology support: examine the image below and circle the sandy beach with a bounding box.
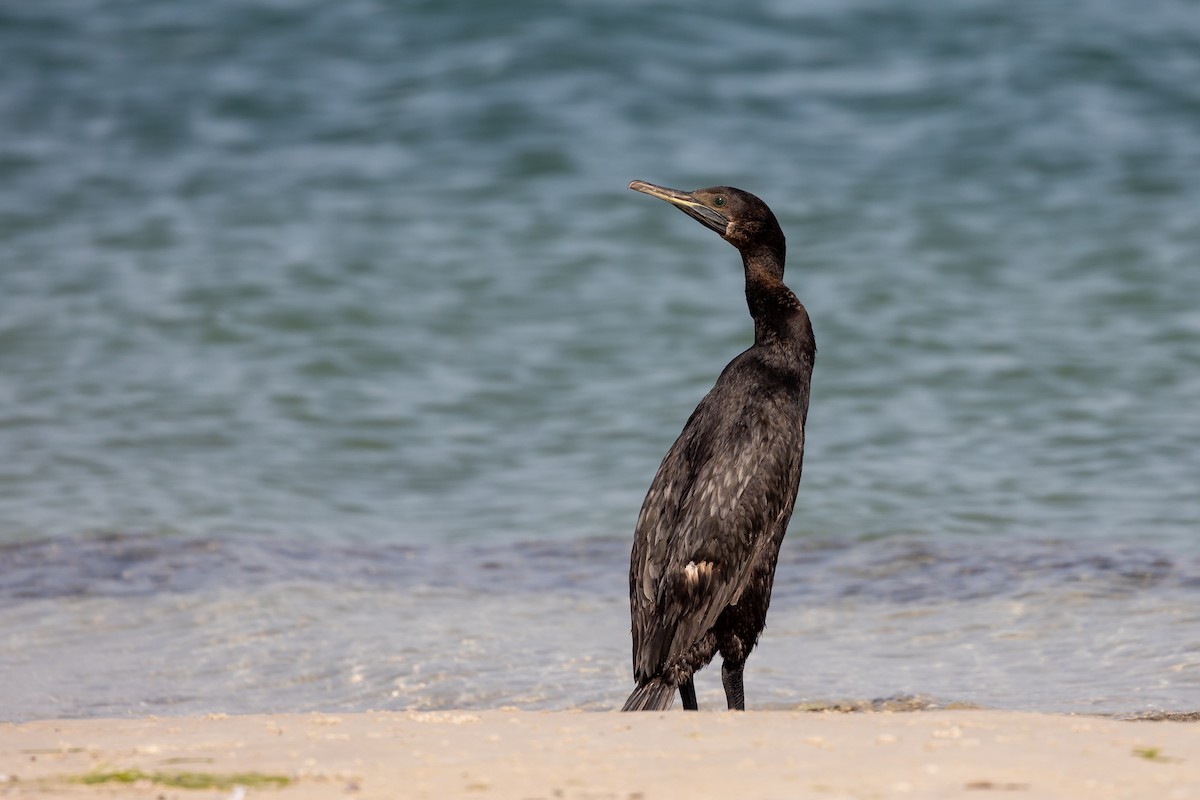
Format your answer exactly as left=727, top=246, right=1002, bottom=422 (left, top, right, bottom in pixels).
left=1, top=709, right=1197, bottom=799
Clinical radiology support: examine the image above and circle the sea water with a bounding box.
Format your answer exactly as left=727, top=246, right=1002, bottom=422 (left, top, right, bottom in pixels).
left=1, top=0, right=1198, bottom=721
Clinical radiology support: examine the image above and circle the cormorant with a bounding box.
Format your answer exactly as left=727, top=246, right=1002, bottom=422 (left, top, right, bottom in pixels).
left=621, top=180, right=815, bottom=712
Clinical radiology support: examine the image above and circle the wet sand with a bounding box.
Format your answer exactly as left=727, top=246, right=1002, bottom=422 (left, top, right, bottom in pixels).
left=1, top=709, right=1198, bottom=799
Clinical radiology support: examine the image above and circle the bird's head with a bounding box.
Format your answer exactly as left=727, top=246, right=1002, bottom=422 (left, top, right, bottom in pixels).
left=628, top=180, right=784, bottom=256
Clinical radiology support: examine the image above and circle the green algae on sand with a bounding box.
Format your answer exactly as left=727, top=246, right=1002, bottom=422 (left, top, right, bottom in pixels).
left=76, top=768, right=291, bottom=790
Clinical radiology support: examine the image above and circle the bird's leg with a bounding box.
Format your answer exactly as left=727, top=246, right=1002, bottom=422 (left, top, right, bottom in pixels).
left=721, top=659, right=745, bottom=710
left=679, top=677, right=698, bottom=711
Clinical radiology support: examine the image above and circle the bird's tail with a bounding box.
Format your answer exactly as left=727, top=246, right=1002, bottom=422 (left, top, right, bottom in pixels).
left=621, top=678, right=676, bottom=712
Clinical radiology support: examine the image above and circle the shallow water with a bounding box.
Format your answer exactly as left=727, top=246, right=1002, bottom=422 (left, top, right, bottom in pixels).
left=1, top=0, right=1199, bottom=719
left=2, top=533, right=1198, bottom=721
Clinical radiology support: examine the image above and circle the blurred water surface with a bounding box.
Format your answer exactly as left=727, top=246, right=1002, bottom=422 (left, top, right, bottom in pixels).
left=1, top=0, right=1198, bottom=719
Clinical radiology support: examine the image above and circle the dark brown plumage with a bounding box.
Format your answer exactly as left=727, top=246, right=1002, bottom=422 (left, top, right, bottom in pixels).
left=622, top=181, right=815, bottom=712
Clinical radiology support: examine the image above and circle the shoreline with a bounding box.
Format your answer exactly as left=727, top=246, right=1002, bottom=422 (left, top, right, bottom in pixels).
left=2, top=709, right=1198, bottom=799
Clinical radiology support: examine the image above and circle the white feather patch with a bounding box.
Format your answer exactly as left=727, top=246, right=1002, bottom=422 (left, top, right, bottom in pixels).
left=683, top=560, right=713, bottom=588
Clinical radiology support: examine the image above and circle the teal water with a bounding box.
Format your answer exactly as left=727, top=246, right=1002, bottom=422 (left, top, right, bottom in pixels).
left=1, top=1, right=1199, bottom=719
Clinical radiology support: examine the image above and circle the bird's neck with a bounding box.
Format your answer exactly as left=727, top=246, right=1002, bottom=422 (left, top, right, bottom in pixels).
left=741, top=244, right=798, bottom=347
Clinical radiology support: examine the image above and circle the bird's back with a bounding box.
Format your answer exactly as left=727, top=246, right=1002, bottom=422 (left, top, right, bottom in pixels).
left=629, top=343, right=811, bottom=683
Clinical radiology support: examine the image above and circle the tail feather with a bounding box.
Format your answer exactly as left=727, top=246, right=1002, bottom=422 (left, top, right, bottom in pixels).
left=621, top=678, right=676, bottom=712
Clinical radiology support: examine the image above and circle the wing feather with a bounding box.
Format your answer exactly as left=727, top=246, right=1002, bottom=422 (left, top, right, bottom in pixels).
left=629, top=371, right=805, bottom=681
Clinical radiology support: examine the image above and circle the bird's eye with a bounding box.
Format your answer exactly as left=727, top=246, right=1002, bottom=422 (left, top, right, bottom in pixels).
left=713, top=196, right=726, bottom=207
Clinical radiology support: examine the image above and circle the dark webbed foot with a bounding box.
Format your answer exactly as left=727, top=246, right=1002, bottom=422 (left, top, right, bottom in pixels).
left=679, top=677, right=698, bottom=710
left=721, top=660, right=745, bottom=710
